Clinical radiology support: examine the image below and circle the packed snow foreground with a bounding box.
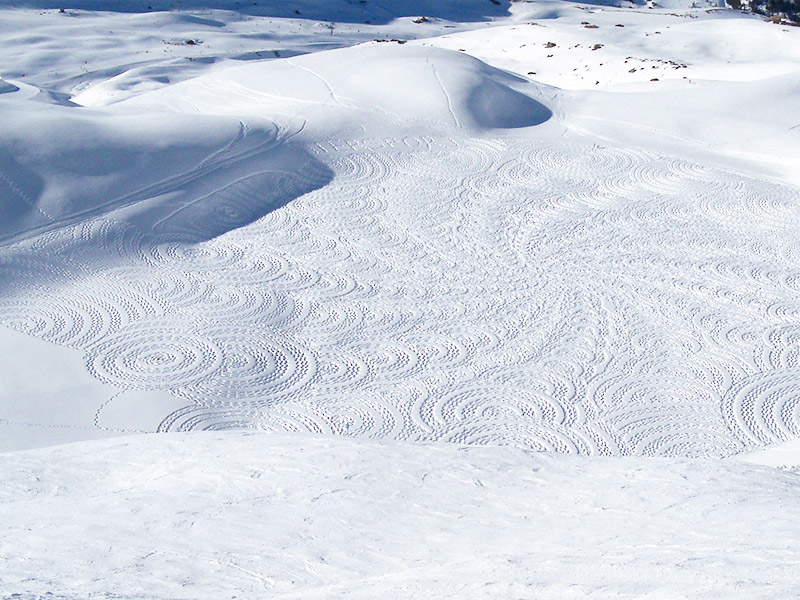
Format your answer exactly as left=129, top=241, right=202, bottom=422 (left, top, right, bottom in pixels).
left=1, top=0, right=800, bottom=597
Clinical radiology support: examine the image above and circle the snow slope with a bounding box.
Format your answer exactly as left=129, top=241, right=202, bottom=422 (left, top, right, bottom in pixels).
left=3, top=432, right=800, bottom=599
left=3, top=32, right=799, bottom=456
left=0, top=100, right=329, bottom=244
left=421, top=2, right=800, bottom=182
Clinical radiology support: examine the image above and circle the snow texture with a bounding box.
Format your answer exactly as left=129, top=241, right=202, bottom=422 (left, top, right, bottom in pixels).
left=3, top=433, right=800, bottom=599
left=1, top=0, right=799, bottom=596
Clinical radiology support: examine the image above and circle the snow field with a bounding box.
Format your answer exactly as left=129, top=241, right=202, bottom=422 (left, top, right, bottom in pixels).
left=2, top=34, right=800, bottom=455
left=1, top=1, right=800, bottom=596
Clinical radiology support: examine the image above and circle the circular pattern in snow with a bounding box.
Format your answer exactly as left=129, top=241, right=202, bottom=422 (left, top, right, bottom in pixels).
left=178, top=326, right=317, bottom=406
left=4, top=135, right=800, bottom=456
left=722, top=369, right=800, bottom=447
left=86, top=324, right=223, bottom=390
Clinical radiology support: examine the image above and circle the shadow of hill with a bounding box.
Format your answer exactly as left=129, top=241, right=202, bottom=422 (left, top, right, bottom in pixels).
left=0, top=141, right=333, bottom=305
left=0, top=108, right=333, bottom=251
left=8, top=0, right=511, bottom=23
left=122, top=142, right=334, bottom=245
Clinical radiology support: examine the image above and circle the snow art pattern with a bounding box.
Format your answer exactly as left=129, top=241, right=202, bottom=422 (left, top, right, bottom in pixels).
left=2, top=137, right=799, bottom=457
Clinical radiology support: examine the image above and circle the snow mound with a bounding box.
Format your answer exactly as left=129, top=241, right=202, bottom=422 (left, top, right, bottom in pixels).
left=128, top=44, right=552, bottom=132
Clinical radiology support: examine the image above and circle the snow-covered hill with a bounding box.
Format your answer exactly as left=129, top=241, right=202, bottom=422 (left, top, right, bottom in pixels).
left=1, top=0, right=799, bottom=596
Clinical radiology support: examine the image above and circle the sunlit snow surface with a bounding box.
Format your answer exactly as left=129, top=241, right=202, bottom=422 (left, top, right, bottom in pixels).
left=2, top=433, right=800, bottom=599
left=4, top=125, right=800, bottom=456
left=1, top=0, right=800, bottom=596
left=2, top=39, right=799, bottom=456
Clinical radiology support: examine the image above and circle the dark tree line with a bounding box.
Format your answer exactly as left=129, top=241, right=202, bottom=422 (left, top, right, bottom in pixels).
left=729, top=0, right=799, bottom=21
left=762, top=0, right=799, bottom=18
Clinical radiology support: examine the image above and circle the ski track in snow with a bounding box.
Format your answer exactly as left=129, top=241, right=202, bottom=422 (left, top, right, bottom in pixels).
left=2, top=132, right=800, bottom=457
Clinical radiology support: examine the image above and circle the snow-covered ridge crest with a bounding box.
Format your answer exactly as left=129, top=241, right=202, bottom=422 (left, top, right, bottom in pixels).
left=120, top=43, right=553, bottom=132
